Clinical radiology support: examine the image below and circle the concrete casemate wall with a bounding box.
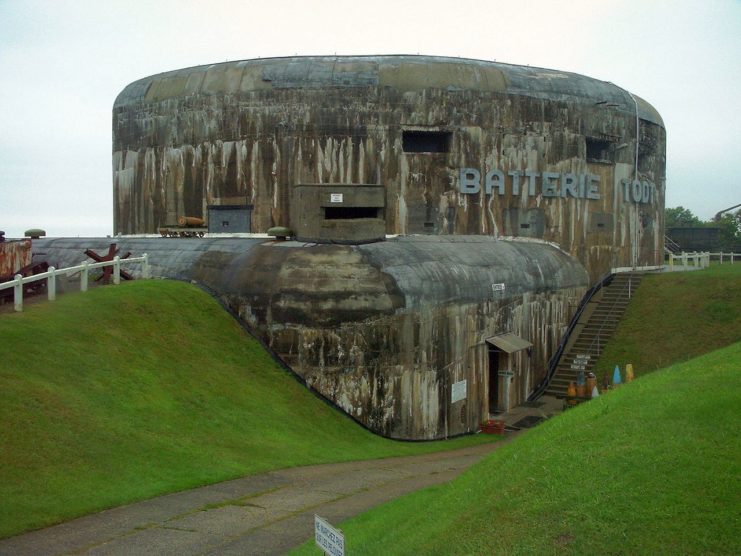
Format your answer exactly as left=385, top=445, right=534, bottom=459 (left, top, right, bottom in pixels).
left=33, top=236, right=588, bottom=439
left=113, top=55, right=666, bottom=281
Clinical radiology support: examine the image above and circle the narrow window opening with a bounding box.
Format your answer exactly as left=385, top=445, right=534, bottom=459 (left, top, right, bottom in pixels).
left=221, top=220, right=229, bottom=227
left=586, top=138, right=613, bottom=163
left=402, top=130, right=451, bottom=153
left=324, top=206, right=379, bottom=220
left=520, top=223, right=531, bottom=229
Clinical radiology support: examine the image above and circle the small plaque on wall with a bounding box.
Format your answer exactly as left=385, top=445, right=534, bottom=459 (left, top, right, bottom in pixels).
left=451, top=380, right=467, bottom=403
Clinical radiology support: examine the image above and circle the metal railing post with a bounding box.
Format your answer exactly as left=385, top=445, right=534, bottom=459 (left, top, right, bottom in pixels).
left=113, top=256, right=120, bottom=285
left=81, top=261, right=88, bottom=292
left=14, top=274, right=23, bottom=312
left=48, top=267, right=56, bottom=301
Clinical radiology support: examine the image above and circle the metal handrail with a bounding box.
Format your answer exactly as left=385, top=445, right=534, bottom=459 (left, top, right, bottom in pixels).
left=579, top=274, right=635, bottom=359
left=528, top=271, right=614, bottom=401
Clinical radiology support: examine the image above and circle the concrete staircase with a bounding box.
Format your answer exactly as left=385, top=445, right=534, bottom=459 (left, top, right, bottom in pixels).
left=544, top=272, right=644, bottom=397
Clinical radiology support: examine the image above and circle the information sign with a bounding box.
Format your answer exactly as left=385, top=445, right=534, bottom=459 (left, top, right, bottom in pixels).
left=451, top=380, right=467, bottom=403
left=315, top=515, right=344, bottom=556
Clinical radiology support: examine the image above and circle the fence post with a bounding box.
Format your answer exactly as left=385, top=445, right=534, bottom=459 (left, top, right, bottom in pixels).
left=142, top=253, right=150, bottom=279
left=720, top=252, right=723, bottom=264
left=682, top=252, right=688, bottom=266
left=81, top=261, right=89, bottom=292
left=48, top=267, right=56, bottom=301
left=113, top=256, right=120, bottom=285
left=732, top=253, right=735, bottom=265
left=669, top=253, right=674, bottom=269
left=14, top=274, right=23, bottom=312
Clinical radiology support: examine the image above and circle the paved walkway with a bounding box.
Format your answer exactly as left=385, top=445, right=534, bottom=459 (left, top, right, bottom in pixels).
left=0, top=441, right=512, bottom=556
left=1, top=397, right=563, bottom=556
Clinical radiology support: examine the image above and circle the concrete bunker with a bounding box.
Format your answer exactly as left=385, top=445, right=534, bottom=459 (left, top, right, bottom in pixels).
left=39, top=55, right=667, bottom=439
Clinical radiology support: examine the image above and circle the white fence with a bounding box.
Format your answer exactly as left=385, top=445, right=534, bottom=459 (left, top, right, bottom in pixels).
left=709, top=251, right=739, bottom=264
left=667, top=251, right=739, bottom=269
left=0, top=254, right=149, bottom=312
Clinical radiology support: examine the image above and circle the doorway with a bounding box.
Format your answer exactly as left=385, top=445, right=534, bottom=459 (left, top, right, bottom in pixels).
left=488, top=346, right=501, bottom=414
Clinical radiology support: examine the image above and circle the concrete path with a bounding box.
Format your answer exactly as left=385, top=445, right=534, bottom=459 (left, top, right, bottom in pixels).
left=0, top=440, right=513, bottom=556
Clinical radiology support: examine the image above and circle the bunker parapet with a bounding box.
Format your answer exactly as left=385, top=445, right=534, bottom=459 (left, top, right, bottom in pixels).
left=33, top=236, right=587, bottom=439
left=113, top=55, right=665, bottom=280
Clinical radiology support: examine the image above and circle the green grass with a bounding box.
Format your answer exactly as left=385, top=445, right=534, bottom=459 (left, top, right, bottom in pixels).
left=594, top=263, right=741, bottom=379
left=0, top=280, right=493, bottom=539
left=295, top=342, right=741, bottom=555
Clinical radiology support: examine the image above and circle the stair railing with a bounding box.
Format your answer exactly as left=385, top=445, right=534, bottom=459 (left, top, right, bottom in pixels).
left=580, top=274, right=639, bottom=362
left=528, top=272, right=615, bottom=401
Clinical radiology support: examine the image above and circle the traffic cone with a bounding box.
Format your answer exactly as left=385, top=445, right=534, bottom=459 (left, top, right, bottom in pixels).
left=613, top=365, right=622, bottom=386
left=626, top=363, right=634, bottom=383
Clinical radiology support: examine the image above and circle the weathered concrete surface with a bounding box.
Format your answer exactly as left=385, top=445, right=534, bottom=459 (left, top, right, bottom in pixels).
left=113, top=55, right=666, bottom=280
left=33, top=236, right=587, bottom=439
left=0, top=441, right=506, bottom=556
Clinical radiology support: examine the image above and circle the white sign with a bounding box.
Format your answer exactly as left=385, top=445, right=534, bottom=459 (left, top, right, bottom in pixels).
left=451, top=380, right=467, bottom=403
left=330, top=193, right=343, bottom=203
left=315, top=515, right=344, bottom=556
left=492, top=283, right=505, bottom=293
left=571, top=354, right=590, bottom=370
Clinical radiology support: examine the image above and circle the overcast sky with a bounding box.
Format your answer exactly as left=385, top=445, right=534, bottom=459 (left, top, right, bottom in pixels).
left=0, top=0, right=739, bottom=237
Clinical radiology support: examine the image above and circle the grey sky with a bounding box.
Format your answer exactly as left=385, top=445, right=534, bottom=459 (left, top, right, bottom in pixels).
left=0, top=0, right=739, bottom=237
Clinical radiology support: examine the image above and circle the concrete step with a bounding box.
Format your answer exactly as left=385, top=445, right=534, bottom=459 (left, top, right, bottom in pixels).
left=539, top=271, right=645, bottom=399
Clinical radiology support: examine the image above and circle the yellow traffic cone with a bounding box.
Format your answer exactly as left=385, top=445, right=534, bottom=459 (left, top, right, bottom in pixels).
left=626, top=363, right=634, bottom=383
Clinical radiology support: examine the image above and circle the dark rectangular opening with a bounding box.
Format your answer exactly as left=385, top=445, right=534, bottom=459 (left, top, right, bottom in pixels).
left=402, top=130, right=451, bottom=153
left=586, top=138, right=613, bottom=163
left=587, top=137, right=612, bottom=162
left=488, top=347, right=501, bottom=414
left=520, top=223, right=530, bottom=229
left=324, top=206, right=379, bottom=220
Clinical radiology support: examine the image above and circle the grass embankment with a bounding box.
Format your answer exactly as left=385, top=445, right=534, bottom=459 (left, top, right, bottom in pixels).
left=0, top=280, right=492, bottom=539
left=296, top=343, right=741, bottom=555
left=594, top=263, right=741, bottom=378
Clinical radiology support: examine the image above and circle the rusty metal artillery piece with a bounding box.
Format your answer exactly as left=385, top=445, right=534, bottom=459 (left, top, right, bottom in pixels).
left=0, top=233, right=49, bottom=303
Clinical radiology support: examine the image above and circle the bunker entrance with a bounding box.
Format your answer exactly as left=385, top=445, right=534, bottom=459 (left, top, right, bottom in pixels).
left=486, top=333, right=533, bottom=414
left=488, top=346, right=502, bottom=414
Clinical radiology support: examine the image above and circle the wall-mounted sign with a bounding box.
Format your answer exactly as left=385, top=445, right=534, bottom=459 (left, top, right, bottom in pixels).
left=621, top=178, right=656, bottom=204
left=451, top=380, right=467, bottom=403
left=459, top=168, right=601, bottom=200
left=458, top=168, right=656, bottom=206
left=492, top=283, right=505, bottom=293
left=330, top=193, right=343, bottom=203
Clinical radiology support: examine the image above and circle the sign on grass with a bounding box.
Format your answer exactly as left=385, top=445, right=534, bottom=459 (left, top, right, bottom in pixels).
left=315, top=515, right=344, bottom=556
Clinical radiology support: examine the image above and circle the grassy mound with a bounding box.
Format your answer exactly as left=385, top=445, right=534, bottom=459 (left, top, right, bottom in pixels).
left=295, top=342, right=741, bottom=555
left=595, top=263, right=741, bottom=377
left=0, top=280, right=491, bottom=539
